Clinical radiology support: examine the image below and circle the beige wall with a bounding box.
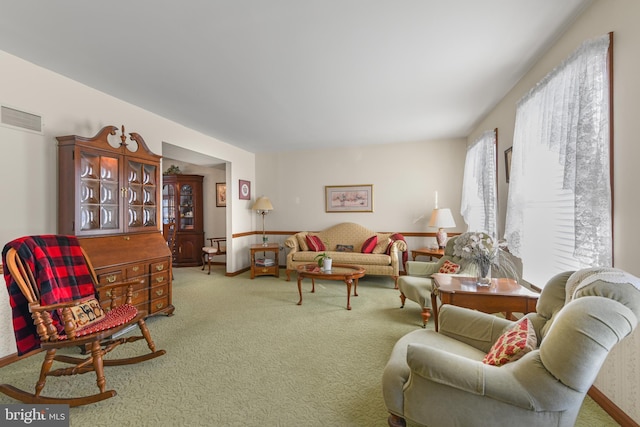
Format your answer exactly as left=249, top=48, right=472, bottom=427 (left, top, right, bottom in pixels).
left=254, top=138, right=468, bottom=260
left=469, top=0, right=640, bottom=421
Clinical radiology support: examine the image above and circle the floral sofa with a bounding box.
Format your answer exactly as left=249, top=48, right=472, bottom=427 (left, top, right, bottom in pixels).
left=284, top=222, right=407, bottom=287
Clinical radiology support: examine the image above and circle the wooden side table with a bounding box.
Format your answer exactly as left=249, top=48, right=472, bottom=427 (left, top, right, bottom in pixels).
left=430, top=273, right=539, bottom=332
left=411, top=247, right=445, bottom=261
left=250, top=243, right=280, bottom=279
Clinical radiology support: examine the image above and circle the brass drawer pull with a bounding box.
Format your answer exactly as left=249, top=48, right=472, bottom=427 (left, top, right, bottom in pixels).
left=155, top=289, right=164, bottom=296
left=133, top=292, right=139, bottom=298
left=156, top=302, right=164, bottom=309
left=155, top=265, right=164, bottom=271
left=156, top=276, right=164, bottom=283
left=106, top=275, right=117, bottom=283
left=105, top=290, right=112, bottom=298
left=132, top=266, right=140, bottom=272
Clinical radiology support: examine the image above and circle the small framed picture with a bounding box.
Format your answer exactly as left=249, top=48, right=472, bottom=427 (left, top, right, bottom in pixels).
left=504, top=147, right=513, bottom=183
left=216, top=183, right=226, bottom=207
left=239, top=180, right=251, bottom=200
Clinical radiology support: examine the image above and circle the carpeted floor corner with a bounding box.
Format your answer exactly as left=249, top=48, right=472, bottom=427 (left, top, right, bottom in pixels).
left=0, top=266, right=620, bottom=426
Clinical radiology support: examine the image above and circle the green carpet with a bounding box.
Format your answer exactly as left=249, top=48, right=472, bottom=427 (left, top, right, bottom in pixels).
left=0, top=266, right=619, bottom=426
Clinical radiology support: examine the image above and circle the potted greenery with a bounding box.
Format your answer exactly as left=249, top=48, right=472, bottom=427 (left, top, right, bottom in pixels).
left=314, top=252, right=332, bottom=270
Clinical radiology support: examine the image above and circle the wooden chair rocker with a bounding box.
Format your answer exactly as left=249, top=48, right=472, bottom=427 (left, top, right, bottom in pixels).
left=0, top=235, right=166, bottom=407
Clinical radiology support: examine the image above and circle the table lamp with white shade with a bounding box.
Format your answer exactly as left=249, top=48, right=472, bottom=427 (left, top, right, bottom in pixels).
left=428, top=208, right=456, bottom=249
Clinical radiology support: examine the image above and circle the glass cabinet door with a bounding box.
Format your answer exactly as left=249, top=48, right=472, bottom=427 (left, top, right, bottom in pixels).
left=79, top=151, right=120, bottom=232
left=125, top=159, right=158, bottom=230
left=179, top=184, right=194, bottom=230
left=162, top=183, right=176, bottom=224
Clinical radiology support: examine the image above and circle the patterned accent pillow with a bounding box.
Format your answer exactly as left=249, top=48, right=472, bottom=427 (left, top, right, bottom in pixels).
left=335, top=244, right=354, bottom=252
left=361, top=235, right=378, bottom=253
left=306, top=234, right=326, bottom=252
left=483, top=318, right=537, bottom=366
left=373, top=237, right=391, bottom=254
left=296, top=233, right=309, bottom=251
left=62, top=297, right=106, bottom=331
left=438, top=260, right=461, bottom=274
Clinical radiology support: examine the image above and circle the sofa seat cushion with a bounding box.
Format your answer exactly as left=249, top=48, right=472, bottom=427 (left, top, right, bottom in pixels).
left=292, top=250, right=391, bottom=266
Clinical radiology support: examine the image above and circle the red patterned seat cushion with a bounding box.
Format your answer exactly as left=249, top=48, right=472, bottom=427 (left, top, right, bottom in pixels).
left=483, top=318, right=537, bottom=366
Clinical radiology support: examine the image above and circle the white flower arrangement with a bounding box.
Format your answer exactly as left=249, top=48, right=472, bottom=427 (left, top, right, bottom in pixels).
left=452, top=232, right=516, bottom=280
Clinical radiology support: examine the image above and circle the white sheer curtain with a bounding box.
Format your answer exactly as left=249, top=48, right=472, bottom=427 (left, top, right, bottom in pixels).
left=505, top=34, right=611, bottom=287
left=461, top=129, right=497, bottom=238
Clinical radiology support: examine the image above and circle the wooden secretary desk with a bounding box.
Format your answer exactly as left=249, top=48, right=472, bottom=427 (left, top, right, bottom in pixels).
left=57, top=125, right=174, bottom=316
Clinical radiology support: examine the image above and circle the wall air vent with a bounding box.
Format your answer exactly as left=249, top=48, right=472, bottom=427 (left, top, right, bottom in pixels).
left=1, top=105, right=43, bottom=134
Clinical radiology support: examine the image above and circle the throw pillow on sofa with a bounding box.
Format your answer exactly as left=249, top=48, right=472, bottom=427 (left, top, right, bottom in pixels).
left=373, top=235, right=391, bottom=254
left=297, top=232, right=310, bottom=251
left=306, top=234, right=326, bottom=252
left=361, top=235, right=378, bottom=253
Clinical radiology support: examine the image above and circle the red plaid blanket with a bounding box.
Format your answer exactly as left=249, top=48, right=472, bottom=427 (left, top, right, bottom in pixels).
left=2, top=235, right=96, bottom=355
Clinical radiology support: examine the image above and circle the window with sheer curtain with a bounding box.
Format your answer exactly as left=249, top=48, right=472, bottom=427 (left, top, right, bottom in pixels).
left=504, top=34, right=612, bottom=289
left=461, top=129, right=497, bottom=238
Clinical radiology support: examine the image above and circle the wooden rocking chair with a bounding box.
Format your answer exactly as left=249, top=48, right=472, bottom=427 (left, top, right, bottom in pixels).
left=0, top=235, right=166, bottom=407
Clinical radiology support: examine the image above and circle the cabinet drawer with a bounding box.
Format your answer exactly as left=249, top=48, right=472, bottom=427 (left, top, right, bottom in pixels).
left=150, top=296, right=170, bottom=314
left=150, top=283, right=169, bottom=300
left=130, top=285, right=150, bottom=306
left=98, top=281, right=146, bottom=302
left=151, top=271, right=170, bottom=287
left=258, top=266, right=278, bottom=275
left=150, top=260, right=169, bottom=274
left=97, top=270, right=124, bottom=285
left=126, top=263, right=147, bottom=278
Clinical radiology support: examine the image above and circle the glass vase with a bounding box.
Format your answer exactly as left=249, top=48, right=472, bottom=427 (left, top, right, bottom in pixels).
left=477, top=263, right=491, bottom=287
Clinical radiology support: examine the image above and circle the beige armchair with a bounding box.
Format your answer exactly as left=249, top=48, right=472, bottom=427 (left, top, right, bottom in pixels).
left=398, top=236, right=480, bottom=326
left=383, top=269, right=640, bottom=427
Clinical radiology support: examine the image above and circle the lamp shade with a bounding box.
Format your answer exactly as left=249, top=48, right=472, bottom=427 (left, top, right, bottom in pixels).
left=252, top=196, right=273, bottom=211
left=428, top=208, right=456, bottom=229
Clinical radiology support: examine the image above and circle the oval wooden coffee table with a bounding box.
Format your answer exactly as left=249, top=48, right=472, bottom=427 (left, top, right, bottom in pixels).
left=296, top=263, right=365, bottom=310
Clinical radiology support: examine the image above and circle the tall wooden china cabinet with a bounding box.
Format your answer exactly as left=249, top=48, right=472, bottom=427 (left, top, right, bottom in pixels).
left=162, top=174, right=204, bottom=267
left=57, top=125, right=174, bottom=316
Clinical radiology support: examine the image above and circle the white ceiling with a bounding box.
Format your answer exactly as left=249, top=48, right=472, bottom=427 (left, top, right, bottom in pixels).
left=0, top=1, right=591, bottom=154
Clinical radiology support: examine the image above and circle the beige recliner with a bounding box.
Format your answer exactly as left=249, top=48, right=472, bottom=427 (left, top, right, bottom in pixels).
left=383, top=269, right=640, bottom=427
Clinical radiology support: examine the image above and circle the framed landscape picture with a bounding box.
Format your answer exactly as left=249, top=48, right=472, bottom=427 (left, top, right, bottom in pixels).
left=216, top=183, right=226, bottom=207
left=325, top=184, right=373, bottom=213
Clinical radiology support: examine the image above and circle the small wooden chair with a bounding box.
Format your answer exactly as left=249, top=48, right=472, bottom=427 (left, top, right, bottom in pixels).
left=202, top=237, right=226, bottom=274
left=0, top=235, right=165, bottom=407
